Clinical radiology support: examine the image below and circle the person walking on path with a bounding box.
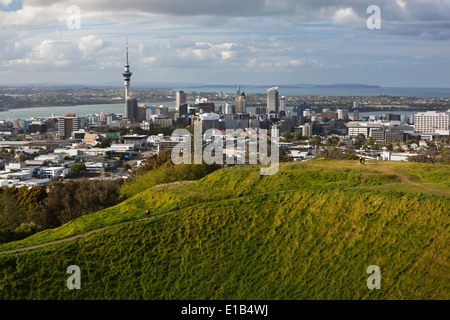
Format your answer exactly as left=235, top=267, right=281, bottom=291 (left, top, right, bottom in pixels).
left=146, top=209, right=150, bottom=220
left=176, top=202, right=179, bottom=211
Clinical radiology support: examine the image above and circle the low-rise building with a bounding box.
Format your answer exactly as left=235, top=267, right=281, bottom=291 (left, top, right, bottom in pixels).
left=122, top=134, right=148, bottom=146
left=41, top=167, right=68, bottom=179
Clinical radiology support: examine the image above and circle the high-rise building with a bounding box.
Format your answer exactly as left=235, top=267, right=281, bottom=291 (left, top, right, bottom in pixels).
left=302, top=123, right=312, bottom=137
left=29, top=120, right=47, bottom=134
left=267, top=87, right=279, bottom=114
left=295, top=102, right=306, bottom=118
left=414, top=111, right=449, bottom=133
left=235, top=92, right=246, bottom=114
left=337, top=109, right=349, bottom=120
left=176, top=90, right=187, bottom=110
left=224, top=103, right=232, bottom=115
left=236, top=86, right=240, bottom=98
left=58, top=114, right=80, bottom=139
left=125, top=97, right=138, bottom=123
left=279, top=96, right=286, bottom=112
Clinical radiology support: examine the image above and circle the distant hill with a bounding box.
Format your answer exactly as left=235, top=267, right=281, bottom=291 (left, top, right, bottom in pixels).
left=0, top=160, right=448, bottom=299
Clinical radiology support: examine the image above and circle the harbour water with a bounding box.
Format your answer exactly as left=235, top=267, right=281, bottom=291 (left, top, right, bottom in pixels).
left=0, top=103, right=414, bottom=121
left=0, top=86, right=448, bottom=121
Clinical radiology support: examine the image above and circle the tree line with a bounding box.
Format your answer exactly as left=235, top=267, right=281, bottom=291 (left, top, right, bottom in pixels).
left=0, top=179, right=123, bottom=244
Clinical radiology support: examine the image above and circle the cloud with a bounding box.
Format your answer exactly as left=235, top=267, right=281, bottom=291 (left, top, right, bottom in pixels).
left=0, top=0, right=14, bottom=6
left=77, top=35, right=112, bottom=59
left=0, top=0, right=449, bottom=40
left=0, top=0, right=449, bottom=86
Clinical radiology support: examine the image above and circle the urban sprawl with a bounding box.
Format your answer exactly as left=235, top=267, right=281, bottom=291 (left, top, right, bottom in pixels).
left=0, top=46, right=449, bottom=189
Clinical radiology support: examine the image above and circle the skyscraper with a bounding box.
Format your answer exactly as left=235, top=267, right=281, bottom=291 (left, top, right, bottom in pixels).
left=58, top=114, right=80, bottom=139
left=235, top=92, right=246, bottom=114
left=279, top=96, right=286, bottom=112
left=267, top=87, right=279, bottom=114
left=125, top=97, right=138, bottom=123
left=176, top=90, right=187, bottom=110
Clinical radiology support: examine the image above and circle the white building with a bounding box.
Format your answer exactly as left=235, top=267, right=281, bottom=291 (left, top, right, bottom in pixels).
left=34, top=154, right=64, bottom=164
left=5, top=162, right=26, bottom=172
left=413, top=111, right=449, bottom=134
left=381, top=151, right=418, bottom=162
left=337, top=109, right=349, bottom=121
left=41, top=167, right=69, bottom=179
left=267, top=87, right=279, bottom=114
left=279, top=96, right=286, bottom=112
left=54, top=148, right=80, bottom=157
left=109, top=144, right=136, bottom=151
left=346, top=122, right=383, bottom=138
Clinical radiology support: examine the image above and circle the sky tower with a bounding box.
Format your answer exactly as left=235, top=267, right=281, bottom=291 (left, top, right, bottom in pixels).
left=123, top=40, right=132, bottom=99
left=123, top=40, right=138, bottom=123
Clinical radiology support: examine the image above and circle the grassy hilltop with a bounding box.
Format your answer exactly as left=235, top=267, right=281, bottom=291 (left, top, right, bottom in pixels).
left=0, top=160, right=448, bottom=299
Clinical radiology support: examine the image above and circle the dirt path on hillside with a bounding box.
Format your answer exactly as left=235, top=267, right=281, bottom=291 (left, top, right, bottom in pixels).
left=0, top=188, right=303, bottom=256
left=368, top=164, right=450, bottom=197
left=0, top=212, right=173, bottom=255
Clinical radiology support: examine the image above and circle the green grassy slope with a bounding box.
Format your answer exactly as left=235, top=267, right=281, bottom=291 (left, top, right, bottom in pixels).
left=0, top=161, right=449, bottom=299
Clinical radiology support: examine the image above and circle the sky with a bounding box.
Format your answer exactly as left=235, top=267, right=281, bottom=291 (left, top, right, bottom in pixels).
left=0, top=0, right=449, bottom=87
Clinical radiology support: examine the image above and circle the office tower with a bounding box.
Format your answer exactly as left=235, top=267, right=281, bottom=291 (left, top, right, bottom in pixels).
left=413, top=111, right=449, bottom=133
left=295, top=102, right=306, bottom=118
left=176, top=90, right=187, bottom=110
left=236, top=86, right=240, bottom=98
left=279, top=96, right=286, bottom=112
left=235, top=91, right=246, bottom=114
left=223, top=103, right=230, bottom=115
left=29, top=120, right=47, bottom=134
left=126, top=97, right=138, bottom=123
left=302, top=123, right=312, bottom=137
left=267, top=87, right=279, bottom=114
left=58, top=114, right=80, bottom=139
left=255, top=106, right=267, bottom=115
left=337, top=109, right=349, bottom=120
left=353, top=110, right=359, bottom=121
left=178, top=104, right=188, bottom=117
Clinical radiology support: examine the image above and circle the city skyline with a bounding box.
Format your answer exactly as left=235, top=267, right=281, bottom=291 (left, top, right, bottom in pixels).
left=0, top=0, right=450, bottom=87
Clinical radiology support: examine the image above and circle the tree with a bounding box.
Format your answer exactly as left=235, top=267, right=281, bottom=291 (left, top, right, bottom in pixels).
left=69, top=162, right=86, bottom=177
left=137, top=149, right=173, bottom=175
left=18, top=154, right=27, bottom=162
left=292, top=131, right=303, bottom=141
left=0, top=188, right=25, bottom=230
left=100, top=137, right=112, bottom=148
left=310, top=136, right=322, bottom=147
left=281, top=131, right=293, bottom=141
left=45, top=179, right=123, bottom=226
left=279, top=146, right=292, bottom=162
